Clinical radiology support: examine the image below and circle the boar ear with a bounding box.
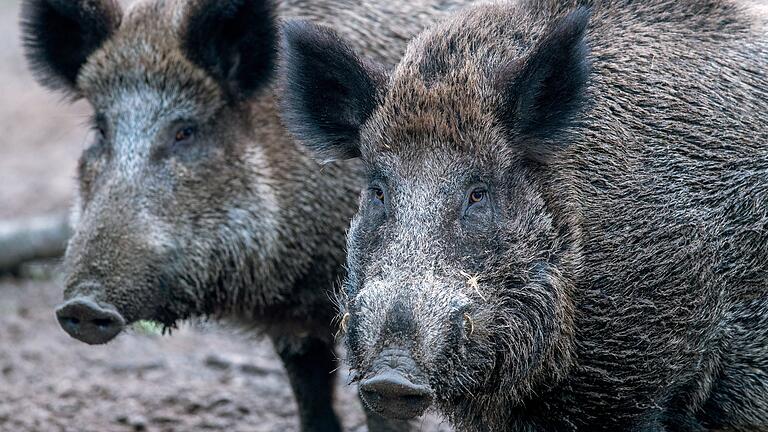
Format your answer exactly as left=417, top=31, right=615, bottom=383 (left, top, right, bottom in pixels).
left=21, top=0, right=122, bottom=96
left=181, top=0, right=278, bottom=100
left=279, top=20, right=386, bottom=162
left=497, top=7, right=591, bottom=160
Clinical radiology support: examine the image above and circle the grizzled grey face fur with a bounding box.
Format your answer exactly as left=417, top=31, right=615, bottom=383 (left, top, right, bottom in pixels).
left=282, top=5, right=589, bottom=420
left=22, top=0, right=283, bottom=329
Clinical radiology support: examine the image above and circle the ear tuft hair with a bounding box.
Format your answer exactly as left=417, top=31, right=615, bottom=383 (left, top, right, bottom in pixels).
left=181, top=0, right=278, bottom=100
left=279, top=20, right=385, bottom=162
left=21, top=0, right=122, bottom=96
left=498, top=7, right=591, bottom=150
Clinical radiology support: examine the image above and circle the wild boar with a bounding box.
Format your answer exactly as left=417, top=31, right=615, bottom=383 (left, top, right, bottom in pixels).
left=280, top=0, right=768, bottom=430
left=21, top=0, right=471, bottom=430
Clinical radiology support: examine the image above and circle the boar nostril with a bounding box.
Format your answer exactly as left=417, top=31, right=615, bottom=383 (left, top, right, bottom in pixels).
left=62, top=317, right=80, bottom=325
left=55, top=297, right=125, bottom=345
left=92, top=318, right=115, bottom=328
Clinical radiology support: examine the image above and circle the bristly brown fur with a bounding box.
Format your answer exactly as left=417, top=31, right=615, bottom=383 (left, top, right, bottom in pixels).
left=20, top=0, right=476, bottom=431
left=281, top=0, right=768, bottom=430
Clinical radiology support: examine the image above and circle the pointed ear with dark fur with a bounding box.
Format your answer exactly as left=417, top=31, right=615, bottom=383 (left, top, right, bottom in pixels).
left=21, top=0, right=122, bottom=96
left=279, top=20, right=386, bottom=162
left=497, top=7, right=591, bottom=161
left=181, top=0, right=277, bottom=100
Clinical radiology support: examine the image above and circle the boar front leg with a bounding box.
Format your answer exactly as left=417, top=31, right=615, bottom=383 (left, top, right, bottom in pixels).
left=271, top=334, right=342, bottom=432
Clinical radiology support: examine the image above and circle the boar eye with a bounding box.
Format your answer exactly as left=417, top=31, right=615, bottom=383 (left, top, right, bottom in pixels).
left=370, top=187, right=385, bottom=203
left=90, top=115, right=108, bottom=142
left=468, top=188, right=486, bottom=206
left=174, top=126, right=196, bottom=143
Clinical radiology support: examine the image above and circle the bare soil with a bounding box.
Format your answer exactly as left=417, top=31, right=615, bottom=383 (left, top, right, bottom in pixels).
left=0, top=1, right=452, bottom=430
left=0, top=277, right=453, bottom=432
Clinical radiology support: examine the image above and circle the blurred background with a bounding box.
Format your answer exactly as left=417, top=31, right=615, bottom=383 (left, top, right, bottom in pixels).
left=0, top=0, right=451, bottom=430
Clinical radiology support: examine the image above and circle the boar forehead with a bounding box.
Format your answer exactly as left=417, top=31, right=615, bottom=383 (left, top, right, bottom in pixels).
left=361, top=4, right=541, bottom=157
left=78, top=0, right=223, bottom=116
left=362, top=64, right=502, bottom=157
left=361, top=139, right=515, bottom=212
left=366, top=153, right=469, bottom=206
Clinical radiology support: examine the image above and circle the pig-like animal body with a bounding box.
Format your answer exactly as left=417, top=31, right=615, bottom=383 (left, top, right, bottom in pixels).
left=280, top=0, right=768, bottom=430
left=21, top=0, right=471, bottom=430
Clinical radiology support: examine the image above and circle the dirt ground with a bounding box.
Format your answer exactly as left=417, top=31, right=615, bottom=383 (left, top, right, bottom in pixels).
left=0, top=0, right=452, bottom=430
left=0, top=277, right=453, bottom=432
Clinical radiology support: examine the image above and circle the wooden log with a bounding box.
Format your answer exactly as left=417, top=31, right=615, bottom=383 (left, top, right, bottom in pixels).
left=0, top=214, right=71, bottom=274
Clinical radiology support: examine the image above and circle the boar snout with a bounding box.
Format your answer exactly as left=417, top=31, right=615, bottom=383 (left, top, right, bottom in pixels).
left=359, top=347, right=433, bottom=419
left=55, top=296, right=125, bottom=345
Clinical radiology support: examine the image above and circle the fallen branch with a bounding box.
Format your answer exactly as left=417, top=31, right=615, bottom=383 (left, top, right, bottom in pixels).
left=0, top=214, right=71, bottom=274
